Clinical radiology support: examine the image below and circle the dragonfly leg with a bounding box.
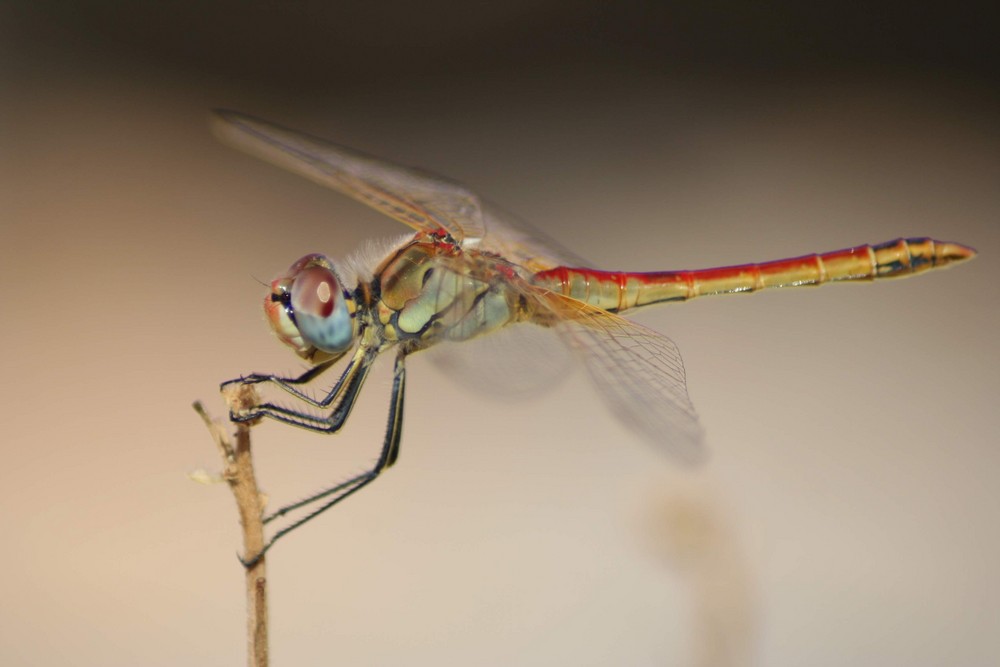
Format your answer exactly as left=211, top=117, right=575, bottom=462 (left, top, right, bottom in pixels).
left=220, top=357, right=338, bottom=406
left=232, top=347, right=375, bottom=432
left=240, top=352, right=407, bottom=567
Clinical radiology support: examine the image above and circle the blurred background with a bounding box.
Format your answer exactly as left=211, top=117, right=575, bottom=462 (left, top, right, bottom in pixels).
left=2, top=2, right=997, bottom=665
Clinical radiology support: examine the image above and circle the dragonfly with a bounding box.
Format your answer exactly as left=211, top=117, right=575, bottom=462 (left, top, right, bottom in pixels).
left=214, top=110, right=976, bottom=563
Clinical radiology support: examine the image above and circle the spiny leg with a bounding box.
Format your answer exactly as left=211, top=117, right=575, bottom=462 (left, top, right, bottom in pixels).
left=221, top=357, right=337, bottom=404
left=241, top=351, right=408, bottom=567
left=230, top=347, right=375, bottom=429
left=261, top=351, right=406, bottom=525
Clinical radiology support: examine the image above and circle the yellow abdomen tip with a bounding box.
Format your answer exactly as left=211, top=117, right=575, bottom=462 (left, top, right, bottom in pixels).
left=937, top=241, right=977, bottom=265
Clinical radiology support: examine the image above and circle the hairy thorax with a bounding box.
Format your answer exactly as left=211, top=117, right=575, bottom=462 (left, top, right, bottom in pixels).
left=372, top=239, right=530, bottom=348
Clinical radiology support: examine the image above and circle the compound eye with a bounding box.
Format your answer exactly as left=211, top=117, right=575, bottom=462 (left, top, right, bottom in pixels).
left=289, top=265, right=353, bottom=354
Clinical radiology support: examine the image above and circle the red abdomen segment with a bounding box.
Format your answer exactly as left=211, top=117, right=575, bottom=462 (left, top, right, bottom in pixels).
left=531, top=237, right=976, bottom=313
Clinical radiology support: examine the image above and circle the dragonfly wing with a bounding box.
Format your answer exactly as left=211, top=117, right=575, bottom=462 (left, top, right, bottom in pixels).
left=477, top=200, right=592, bottom=272
left=426, top=321, right=575, bottom=398
left=211, top=110, right=484, bottom=243
left=213, top=110, right=591, bottom=270
left=541, top=292, right=705, bottom=464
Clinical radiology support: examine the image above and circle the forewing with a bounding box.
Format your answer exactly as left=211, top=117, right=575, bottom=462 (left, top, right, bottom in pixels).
left=212, top=110, right=590, bottom=271
left=212, top=110, right=483, bottom=243
left=474, top=201, right=592, bottom=272
left=541, top=292, right=705, bottom=464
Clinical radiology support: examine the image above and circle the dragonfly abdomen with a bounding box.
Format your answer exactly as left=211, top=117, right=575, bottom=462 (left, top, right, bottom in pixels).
left=532, top=238, right=975, bottom=313
left=531, top=266, right=689, bottom=312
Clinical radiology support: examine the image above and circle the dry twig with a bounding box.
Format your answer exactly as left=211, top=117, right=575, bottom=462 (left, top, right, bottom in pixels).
left=194, top=384, right=268, bottom=667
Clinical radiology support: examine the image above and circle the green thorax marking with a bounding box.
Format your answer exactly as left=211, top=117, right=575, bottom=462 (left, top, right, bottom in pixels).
left=374, top=239, right=526, bottom=346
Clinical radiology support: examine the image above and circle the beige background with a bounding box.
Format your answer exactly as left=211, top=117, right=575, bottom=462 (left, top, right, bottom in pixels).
left=3, top=4, right=998, bottom=666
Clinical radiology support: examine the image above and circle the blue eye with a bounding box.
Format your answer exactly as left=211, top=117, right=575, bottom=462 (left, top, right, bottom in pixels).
left=289, top=265, right=354, bottom=354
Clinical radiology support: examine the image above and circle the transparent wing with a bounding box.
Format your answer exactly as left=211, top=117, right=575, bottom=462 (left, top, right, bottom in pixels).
left=212, top=109, right=482, bottom=242
left=539, top=291, right=705, bottom=464
left=211, top=110, right=587, bottom=270
left=477, top=200, right=591, bottom=272
left=426, top=321, right=575, bottom=398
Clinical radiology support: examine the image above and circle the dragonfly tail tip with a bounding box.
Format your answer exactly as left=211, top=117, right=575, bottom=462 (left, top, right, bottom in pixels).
left=937, top=240, right=977, bottom=265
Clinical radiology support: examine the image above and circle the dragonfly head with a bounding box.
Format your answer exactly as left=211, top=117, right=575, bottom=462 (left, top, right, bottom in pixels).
left=264, top=254, right=357, bottom=363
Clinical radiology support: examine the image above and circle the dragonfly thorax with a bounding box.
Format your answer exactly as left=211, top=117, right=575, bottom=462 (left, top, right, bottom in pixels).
left=264, top=253, right=358, bottom=363
left=374, top=240, right=526, bottom=348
